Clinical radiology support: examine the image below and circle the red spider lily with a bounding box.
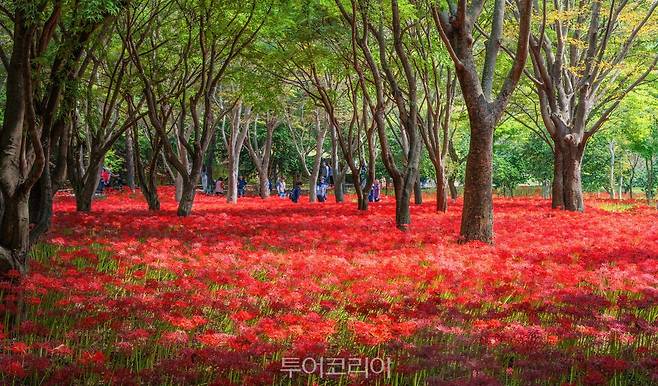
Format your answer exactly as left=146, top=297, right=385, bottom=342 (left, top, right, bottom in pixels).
left=0, top=187, right=654, bottom=384
left=80, top=350, right=106, bottom=366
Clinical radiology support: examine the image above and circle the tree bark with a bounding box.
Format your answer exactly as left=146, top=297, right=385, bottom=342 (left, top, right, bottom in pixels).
left=459, top=121, right=494, bottom=243
left=609, top=141, right=615, bottom=199
left=448, top=174, right=458, bottom=200
left=329, top=126, right=345, bottom=203
left=334, top=169, right=345, bottom=203
left=561, top=143, right=585, bottom=211
left=177, top=178, right=196, bottom=216
left=258, top=173, right=270, bottom=199
left=431, top=0, right=533, bottom=243
left=0, top=194, right=30, bottom=275
left=175, top=135, right=189, bottom=202
left=414, top=174, right=422, bottom=204
left=227, top=154, right=240, bottom=204
left=308, top=111, right=327, bottom=203
left=646, top=157, right=654, bottom=204
left=74, top=161, right=102, bottom=212
left=435, top=162, right=448, bottom=212
left=125, top=130, right=136, bottom=191
left=395, top=178, right=413, bottom=230
left=551, top=146, right=565, bottom=209
left=132, top=126, right=160, bottom=210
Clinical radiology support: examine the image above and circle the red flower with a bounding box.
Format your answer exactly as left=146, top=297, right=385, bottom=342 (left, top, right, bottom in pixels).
left=80, top=350, right=106, bottom=366
left=9, top=342, right=29, bottom=355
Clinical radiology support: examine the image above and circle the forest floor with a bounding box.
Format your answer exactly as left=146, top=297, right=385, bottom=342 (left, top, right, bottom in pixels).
left=1, top=187, right=657, bottom=385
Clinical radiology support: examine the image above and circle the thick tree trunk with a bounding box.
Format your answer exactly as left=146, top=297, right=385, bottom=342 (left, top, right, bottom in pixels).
left=395, top=178, right=413, bottom=231
left=75, top=162, right=102, bottom=212
left=551, top=146, right=565, bottom=209
left=177, top=178, right=196, bottom=216
left=133, top=127, right=161, bottom=211
left=459, top=123, right=494, bottom=243
left=414, top=174, right=423, bottom=205
left=125, top=131, right=136, bottom=191
left=143, top=186, right=160, bottom=210
left=0, top=193, right=30, bottom=275
left=358, top=195, right=369, bottom=210
left=308, top=157, right=323, bottom=204
left=28, top=168, right=54, bottom=245
left=259, top=173, right=270, bottom=199
left=435, top=163, right=448, bottom=212
left=562, top=145, right=585, bottom=211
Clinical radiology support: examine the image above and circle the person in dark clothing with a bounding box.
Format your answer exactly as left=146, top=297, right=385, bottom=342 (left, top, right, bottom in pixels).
left=290, top=181, right=302, bottom=203
left=368, top=178, right=381, bottom=202
left=237, top=176, right=247, bottom=197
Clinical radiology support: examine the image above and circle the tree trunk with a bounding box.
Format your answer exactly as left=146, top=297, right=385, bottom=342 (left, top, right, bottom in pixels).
left=646, top=157, right=654, bottom=204
left=395, top=178, right=413, bottom=230
left=125, top=131, right=136, bottom=191
left=75, top=161, right=102, bottom=212
left=206, top=130, right=216, bottom=187
left=175, top=134, right=189, bottom=202
left=551, top=146, right=565, bottom=209
left=177, top=178, right=196, bottom=216
left=448, top=174, right=458, bottom=200
left=414, top=174, right=423, bottom=205
left=329, top=126, right=344, bottom=203
left=562, top=145, right=585, bottom=211
left=0, top=193, right=30, bottom=275
left=628, top=172, right=634, bottom=199
left=609, top=141, right=615, bottom=199
left=28, top=167, right=54, bottom=246
left=358, top=195, right=369, bottom=210
left=333, top=168, right=345, bottom=203
left=133, top=127, right=160, bottom=210
left=435, top=162, right=448, bottom=212
left=143, top=186, right=160, bottom=210
left=459, top=122, right=494, bottom=243
left=259, top=173, right=270, bottom=199
left=227, top=155, right=239, bottom=204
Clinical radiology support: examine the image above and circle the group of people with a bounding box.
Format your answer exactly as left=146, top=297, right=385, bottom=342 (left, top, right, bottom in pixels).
left=201, top=172, right=250, bottom=197
left=197, top=160, right=383, bottom=203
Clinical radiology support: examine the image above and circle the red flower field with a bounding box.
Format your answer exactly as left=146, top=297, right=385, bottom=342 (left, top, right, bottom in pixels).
left=1, top=188, right=657, bottom=385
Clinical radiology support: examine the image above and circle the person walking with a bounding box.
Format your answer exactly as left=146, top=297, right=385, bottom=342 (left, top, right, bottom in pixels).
left=276, top=178, right=286, bottom=198
left=201, top=170, right=209, bottom=195
left=99, top=167, right=111, bottom=193
left=237, top=176, right=247, bottom=197
left=316, top=177, right=328, bottom=202
left=369, top=178, right=381, bottom=202
left=290, top=181, right=302, bottom=203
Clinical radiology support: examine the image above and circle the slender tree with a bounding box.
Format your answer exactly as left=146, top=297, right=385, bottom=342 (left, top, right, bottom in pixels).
left=246, top=113, right=279, bottom=199
left=335, top=0, right=423, bottom=230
